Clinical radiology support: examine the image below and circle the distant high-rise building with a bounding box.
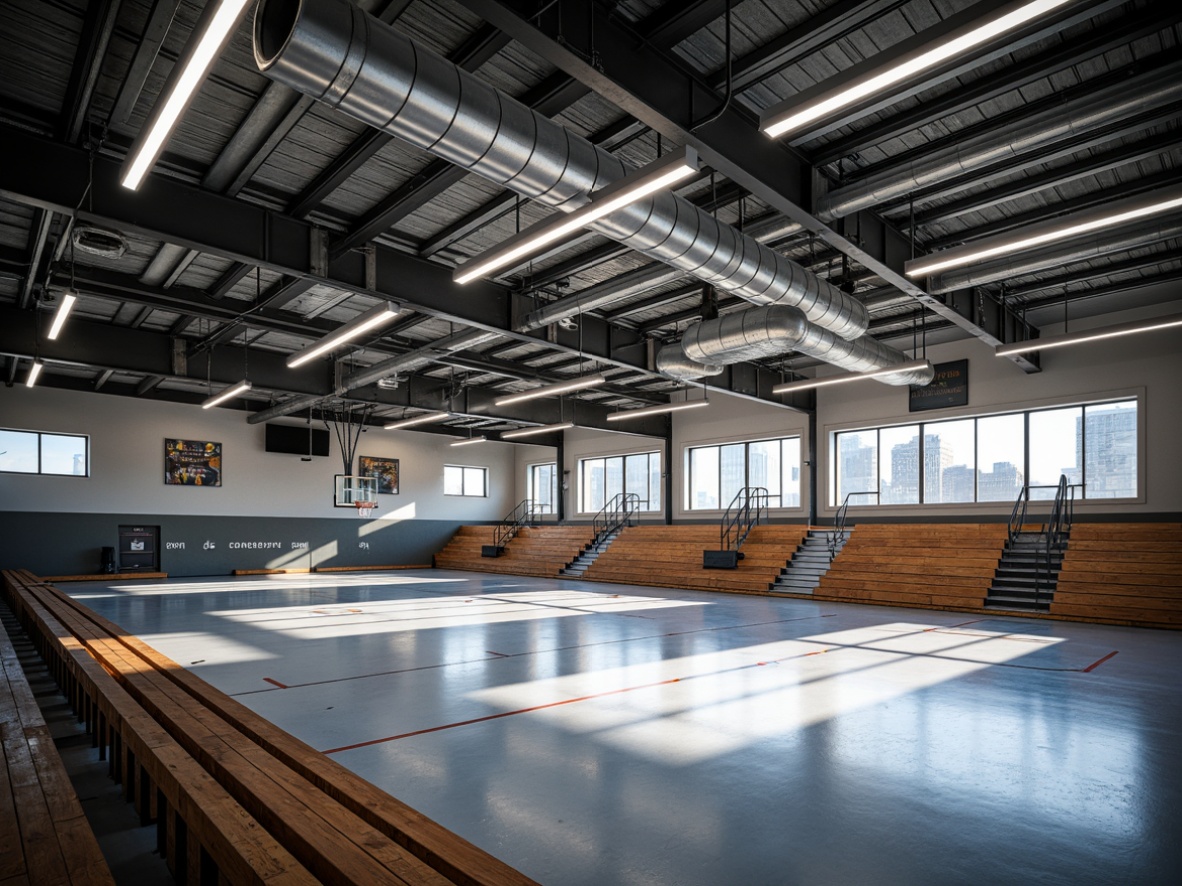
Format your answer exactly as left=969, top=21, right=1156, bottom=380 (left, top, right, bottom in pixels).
left=942, top=464, right=976, bottom=503
left=1077, top=406, right=1136, bottom=498
left=888, top=434, right=954, bottom=503
left=839, top=438, right=877, bottom=502
left=979, top=461, right=1024, bottom=502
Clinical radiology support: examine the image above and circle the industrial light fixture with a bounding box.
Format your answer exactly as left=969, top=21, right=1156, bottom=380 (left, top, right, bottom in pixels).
left=201, top=379, right=252, bottom=409
left=450, top=435, right=487, bottom=447
left=995, top=313, right=1182, bottom=357
left=760, top=0, right=1071, bottom=139
left=383, top=411, right=450, bottom=430
left=286, top=302, right=400, bottom=368
left=46, top=290, right=77, bottom=341
left=25, top=359, right=43, bottom=388
left=501, top=421, right=575, bottom=440
left=772, top=359, right=933, bottom=394
left=454, top=147, right=701, bottom=284
left=494, top=373, right=606, bottom=407
left=121, top=0, right=254, bottom=190
left=605, top=400, right=709, bottom=421
left=905, top=187, right=1182, bottom=277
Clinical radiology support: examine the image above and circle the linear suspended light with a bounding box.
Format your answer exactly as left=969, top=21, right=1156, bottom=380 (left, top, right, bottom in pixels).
left=605, top=400, right=709, bottom=421
left=450, top=436, right=487, bottom=447
left=286, top=302, right=400, bottom=368
left=760, top=0, right=1072, bottom=139
left=501, top=421, right=575, bottom=440
left=905, top=187, right=1182, bottom=277
left=383, top=411, right=450, bottom=430
left=201, top=379, right=252, bottom=409
left=454, top=147, right=701, bottom=284
left=121, top=0, right=254, bottom=190
left=25, top=359, right=43, bottom=388
left=494, top=373, right=606, bottom=407
left=46, top=291, right=78, bottom=341
left=995, top=313, right=1182, bottom=357
left=772, top=359, right=933, bottom=394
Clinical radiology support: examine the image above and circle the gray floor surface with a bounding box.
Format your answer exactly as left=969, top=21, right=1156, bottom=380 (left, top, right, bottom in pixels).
left=58, top=570, right=1182, bottom=886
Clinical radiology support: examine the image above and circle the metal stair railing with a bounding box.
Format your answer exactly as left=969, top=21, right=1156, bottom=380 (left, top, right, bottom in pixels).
left=493, top=499, right=541, bottom=549
left=720, top=487, right=769, bottom=553
left=1006, top=484, right=1031, bottom=548
left=591, top=492, right=642, bottom=546
left=1034, top=475, right=1081, bottom=608
left=831, top=490, right=877, bottom=560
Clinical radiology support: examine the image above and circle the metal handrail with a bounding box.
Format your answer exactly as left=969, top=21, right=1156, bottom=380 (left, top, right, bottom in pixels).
left=591, top=492, right=641, bottom=545
left=1034, top=475, right=1080, bottom=608
left=831, top=490, right=877, bottom=560
left=720, top=487, right=769, bottom=552
left=493, top=499, right=540, bottom=548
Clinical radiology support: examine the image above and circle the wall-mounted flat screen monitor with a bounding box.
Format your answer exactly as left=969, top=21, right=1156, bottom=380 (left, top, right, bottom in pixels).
left=265, top=423, right=330, bottom=457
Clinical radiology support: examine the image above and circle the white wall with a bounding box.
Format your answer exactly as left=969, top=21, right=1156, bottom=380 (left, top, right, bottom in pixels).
left=817, top=300, right=1182, bottom=518
left=0, top=386, right=516, bottom=521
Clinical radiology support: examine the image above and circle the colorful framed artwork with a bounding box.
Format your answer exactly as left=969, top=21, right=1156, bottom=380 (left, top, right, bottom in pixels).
left=358, top=455, right=399, bottom=494
left=165, top=438, right=222, bottom=487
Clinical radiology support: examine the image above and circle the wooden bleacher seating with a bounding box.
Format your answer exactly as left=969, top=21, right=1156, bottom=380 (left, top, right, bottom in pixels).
left=815, top=523, right=1009, bottom=612
left=1053, top=523, right=1182, bottom=629
left=581, top=524, right=809, bottom=595
left=1, top=608, right=116, bottom=886
left=435, top=525, right=596, bottom=577
left=2, top=568, right=540, bottom=886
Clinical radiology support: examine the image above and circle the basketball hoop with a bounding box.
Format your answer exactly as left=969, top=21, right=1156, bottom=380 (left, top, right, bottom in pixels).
left=354, top=500, right=377, bottom=519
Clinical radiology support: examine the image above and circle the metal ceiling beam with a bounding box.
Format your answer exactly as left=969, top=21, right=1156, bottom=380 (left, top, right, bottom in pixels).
left=1005, top=253, right=1182, bottom=299
left=812, top=6, right=1178, bottom=167
left=18, top=208, right=54, bottom=310
left=61, top=0, right=121, bottom=143
left=637, top=0, right=728, bottom=49
left=454, top=0, right=1035, bottom=366
left=0, top=128, right=804, bottom=409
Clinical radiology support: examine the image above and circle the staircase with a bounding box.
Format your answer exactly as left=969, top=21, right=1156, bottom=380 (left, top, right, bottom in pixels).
left=560, top=530, right=620, bottom=577
left=986, top=474, right=1076, bottom=612
left=772, top=529, right=848, bottom=594
left=986, top=529, right=1066, bottom=612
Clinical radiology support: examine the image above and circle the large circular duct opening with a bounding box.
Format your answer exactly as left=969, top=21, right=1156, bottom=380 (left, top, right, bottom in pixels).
left=253, top=0, right=301, bottom=71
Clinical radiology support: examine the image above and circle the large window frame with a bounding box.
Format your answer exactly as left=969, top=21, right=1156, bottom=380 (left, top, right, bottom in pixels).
left=684, top=435, right=802, bottom=511
left=831, top=397, right=1139, bottom=508
left=577, top=451, right=661, bottom=514
left=443, top=464, right=488, bottom=498
left=0, top=427, right=90, bottom=477
left=527, top=462, right=558, bottom=514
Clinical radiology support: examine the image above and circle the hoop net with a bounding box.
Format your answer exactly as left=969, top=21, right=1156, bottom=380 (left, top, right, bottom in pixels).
left=354, top=500, right=377, bottom=519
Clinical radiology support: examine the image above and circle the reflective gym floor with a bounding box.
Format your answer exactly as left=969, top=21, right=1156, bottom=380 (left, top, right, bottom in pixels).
left=61, top=571, right=1182, bottom=886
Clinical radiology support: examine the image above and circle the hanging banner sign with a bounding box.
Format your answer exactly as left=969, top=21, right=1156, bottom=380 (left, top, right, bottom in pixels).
left=909, top=359, right=968, bottom=412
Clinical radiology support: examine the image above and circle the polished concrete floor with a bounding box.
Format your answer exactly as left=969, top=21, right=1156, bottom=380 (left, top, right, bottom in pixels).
left=61, top=571, right=1181, bottom=886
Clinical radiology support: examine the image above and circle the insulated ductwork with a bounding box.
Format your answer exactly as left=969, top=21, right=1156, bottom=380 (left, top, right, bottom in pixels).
left=929, top=218, right=1182, bottom=294
left=678, top=306, right=935, bottom=387
left=655, top=344, right=723, bottom=381
left=253, top=0, right=868, bottom=342
left=817, top=62, right=1182, bottom=221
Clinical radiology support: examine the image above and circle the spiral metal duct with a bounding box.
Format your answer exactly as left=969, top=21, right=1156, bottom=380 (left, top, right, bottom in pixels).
left=253, top=0, right=868, bottom=342
left=655, top=345, right=723, bottom=381
left=817, top=62, right=1182, bottom=221
left=679, top=306, right=935, bottom=386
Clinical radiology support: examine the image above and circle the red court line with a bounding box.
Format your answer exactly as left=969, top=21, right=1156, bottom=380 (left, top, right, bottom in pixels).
left=322, top=643, right=838, bottom=755
left=262, top=677, right=289, bottom=688
left=1082, top=650, right=1119, bottom=672
left=322, top=675, right=684, bottom=754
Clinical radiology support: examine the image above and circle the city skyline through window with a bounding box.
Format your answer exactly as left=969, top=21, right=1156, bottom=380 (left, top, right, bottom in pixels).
left=834, top=399, right=1137, bottom=507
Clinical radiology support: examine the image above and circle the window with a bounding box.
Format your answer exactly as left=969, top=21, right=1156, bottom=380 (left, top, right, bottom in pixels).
left=832, top=398, right=1137, bottom=506
left=686, top=436, right=801, bottom=510
left=528, top=462, right=558, bottom=513
left=0, top=428, right=89, bottom=476
left=444, top=464, right=487, bottom=497
left=578, top=452, right=660, bottom=513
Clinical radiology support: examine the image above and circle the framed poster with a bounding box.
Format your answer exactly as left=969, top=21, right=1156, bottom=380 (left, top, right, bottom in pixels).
left=165, top=438, right=222, bottom=486
left=359, top=455, right=399, bottom=494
